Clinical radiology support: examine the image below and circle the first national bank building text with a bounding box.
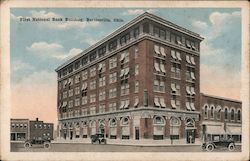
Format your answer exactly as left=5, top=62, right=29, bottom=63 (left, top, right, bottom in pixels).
left=55, top=12, right=242, bottom=144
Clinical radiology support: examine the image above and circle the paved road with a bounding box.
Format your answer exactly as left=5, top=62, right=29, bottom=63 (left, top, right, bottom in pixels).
left=11, top=142, right=241, bottom=152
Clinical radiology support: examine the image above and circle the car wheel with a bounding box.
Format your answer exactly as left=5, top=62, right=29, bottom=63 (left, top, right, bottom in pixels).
left=24, top=142, right=31, bottom=149
left=44, top=142, right=50, bottom=149
left=201, top=144, right=206, bottom=151
left=206, top=144, right=214, bottom=152
left=228, top=143, right=235, bottom=151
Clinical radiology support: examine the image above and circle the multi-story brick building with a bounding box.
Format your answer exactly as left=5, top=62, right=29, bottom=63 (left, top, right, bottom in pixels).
left=200, top=93, right=242, bottom=142
left=10, top=118, right=54, bottom=142
left=29, top=118, right=54, bottom=140
left=56, top=12, right=204, bottom=144
left=10, top=119, right=29, bottom=142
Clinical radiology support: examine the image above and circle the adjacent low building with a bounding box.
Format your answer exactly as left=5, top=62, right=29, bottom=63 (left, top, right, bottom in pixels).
left=10, top=118, right=54, bottom=142
left=200, top=93, right=242, bottom=142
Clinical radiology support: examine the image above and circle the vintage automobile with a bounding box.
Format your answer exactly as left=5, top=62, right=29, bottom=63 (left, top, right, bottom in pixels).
left=202, top=138, right=235, bottom=152
left=91, top=133, right=107, bottom=144
left=24, top=138, right=51, bottom=149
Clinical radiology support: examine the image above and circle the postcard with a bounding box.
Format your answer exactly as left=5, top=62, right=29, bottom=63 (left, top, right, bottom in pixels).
left=0, top=0, right=249, bottom=160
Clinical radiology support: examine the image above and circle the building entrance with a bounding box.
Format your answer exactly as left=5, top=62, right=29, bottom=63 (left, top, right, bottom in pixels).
left=135, top=127, right=140, bottom=140
left=186, top=129, right=195, bottom=143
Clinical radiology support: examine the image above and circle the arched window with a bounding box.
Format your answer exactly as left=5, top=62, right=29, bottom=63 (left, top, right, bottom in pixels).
left=225, top=108, right=228, bottom=120
left=109, top=118, right=117, bottom=139
left=204, top=105, right=208, bottom=118
left=210, top=106, right=214, bottom=118
left=170, top=117, right=180, bottom=139
left=90, top=121, right=96, bottom=136
left=237, top=110, right=241, bottom=121
left=121, top=117, right=130, bottom=139
left=216, top=106, right=221, bottom=120
left=153, top=116, right=165, bottom=140
left=231, top=109, right=235, bottom=121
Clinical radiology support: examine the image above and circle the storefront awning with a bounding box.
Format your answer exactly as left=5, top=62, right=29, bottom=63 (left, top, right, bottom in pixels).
left=226, top=126, right=241, bottom=135
left=206, top=125, right=225, bottom=135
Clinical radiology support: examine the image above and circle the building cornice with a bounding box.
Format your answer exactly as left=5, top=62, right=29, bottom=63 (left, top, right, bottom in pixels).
left=200, top=93, right=242, bottom=104
left=55, top=12, right=204, bottom=72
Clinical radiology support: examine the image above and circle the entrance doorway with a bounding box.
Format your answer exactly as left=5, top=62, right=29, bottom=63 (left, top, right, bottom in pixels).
left=135, top=127, right=140, bottom=140
left=186, top=129, right=195, bottom=143
left=70, top=131, right=73, bottom=140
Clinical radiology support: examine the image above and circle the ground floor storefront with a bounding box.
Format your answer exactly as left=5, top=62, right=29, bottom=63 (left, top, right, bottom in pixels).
left=10, top=132, right=27, bottom=141
left=58, top=108, right=200, bottom=144
left=201, top=121, right=242, bottom=142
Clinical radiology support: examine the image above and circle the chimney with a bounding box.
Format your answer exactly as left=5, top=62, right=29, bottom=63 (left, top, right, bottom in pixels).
left=36, top=118, right=39, bottom=121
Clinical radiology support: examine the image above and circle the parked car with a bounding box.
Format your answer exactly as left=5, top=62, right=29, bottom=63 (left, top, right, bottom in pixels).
left=24, top=138, right=51, bottom=149
left=202, top=138, right=235, bottom=152
left=91, top=133, right=107, bottom=144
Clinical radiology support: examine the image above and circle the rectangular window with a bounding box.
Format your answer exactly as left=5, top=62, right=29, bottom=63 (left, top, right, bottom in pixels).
left=75, top=86, right=80, bottom=95
left=99, top=90, right=106, bottom=101
left=82, top=96, right=88, bottom=105
left=171, top=63, right=181, bottom=79
left=186, top=67, right=195, bottom=81
left=99, top=76, right=106, bottom=87
left=90, top=106, right=96, bottom=115
left=121, top=84, right=129, bottom=96
left=99, top=104, right=106, bottom=113
left=98, top=62, right=106, bottom=73
left=171, top=83, right=180, bottom=95
left=75, top=74, right=80, bottom=84
left=135, top=64, right=139, bottom=76
left=69, top=100, right=73, bottom=108
left=120, top=67, right=130, bottom=80
left=154, top=80, right=165, bottom=92
left=134, top=27, right=139, bottom=38
left=90, top=94, right=96, bottom=103
left=90, top=66, right=96, bottom=77
left=120, top=51, right=129, bottom=64
left=81, top=108, right=88, bottom=116
left=109, top=102, right=117, bottom=112
left=160, top=29, right=166, bottom=40
left=90, top=80, right=96, bottom=90
left=63, top=91, right=68, bottom=99
left=75, top=98, right=80, bottom=106
left=171, top=34, right=176, bottom=43
left=82, top=70, right=88, bottom=80
left=171, top=96, right=180, bottom=109
left=109, top=57, right=117, bottom=69
left=109, top=88, right=117, bottom=98
left=135, top=81, right=139, bottom=93
left=82, top=56, right=88, bottom=66
left=120, top=99, right=130, bottom=110
left=109, top=40, right=117, bottom=51
left=134, top=96, right=139, bottom=107
left=98, top=46, right=106, bottom=57
left=68, top=89, right=73, bottom=97
left=109, top=72, right=117, bottom=84
left=153, top=27, right=159, bottom=37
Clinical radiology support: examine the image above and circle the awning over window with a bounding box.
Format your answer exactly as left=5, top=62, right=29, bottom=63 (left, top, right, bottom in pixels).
left=171, top=50, right=177, bottom=59
left=186, top=55, right=191, bottom=64
left=154, top=62, right=161, bottom=72
left=190, top=103, right=195, bottom=111
left=190, top=56, right=196, bottom=65
left=160, top=98, right=166, bottom=108
left=154, top=97, right=160, bottom=107
left=68, top=78, right=72, bottom=85
left=98, top=63, right=103, bottom=71
left=120, top=52, right=125, bottom=61
left=177, top=40, right=182, bottom=45
left=191, top=44, right=196, bottom=50
left=176, top=51, right=182, bottom=60
left=120, top=69, right=125, bottom=77
left=186, top=86, right=191, bottom=95
left=190, top=87, right=195, bottom=95
left=154, top=45, right=160, bottom=55
left=171, top=100, right=177, bottom=109
left=206, top=125, right=225, bottom=135
left=119, top=101, right=125, bottom=109
left=160, top=46, right=166, bottom=56
left=160, top=64, right=166, bottom=73
left=62, top=101, right=67, bottom=107
left=226, top=126, right=241, bottom=135
left=134, top=99, right=139, bottom=107
left=186, top=102, right=191, bottom=111
left=81, top=83, right=87, bottom=90
left=124, top=100, right=130, bottom=109
left=171, top=83, right=177, bottom=92
left=64, top=80, right=68, bottom=86
left=124, top=68, right=129, bottom=76
left=186, top=41, right=191, bottom=48
left=191, top=72, right=196, bottom=80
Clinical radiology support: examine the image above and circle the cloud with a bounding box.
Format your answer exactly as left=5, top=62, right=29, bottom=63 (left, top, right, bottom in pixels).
left=11, top=70, right=58, bottom=125
left=12, top=11, right=101, bottom=30
left=122, top=9, right=157, bottom=16
left=192, top=20, right=208, bottom=30
left=26, top=41, right=82, bottom=60
left=200, top=39, right=224, bottom=56
left=209, top=11, right=240, bottom=26
left=53, top=48, right=83, bottom=60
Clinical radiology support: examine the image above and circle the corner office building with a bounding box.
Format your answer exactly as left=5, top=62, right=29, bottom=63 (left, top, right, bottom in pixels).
left=56, top=12, right=204, bottom=143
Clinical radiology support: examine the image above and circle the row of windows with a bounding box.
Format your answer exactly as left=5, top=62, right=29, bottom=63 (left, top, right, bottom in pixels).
left=204, top=105, right=241, bottom=121
left=153, top=25, right=199, bottom=52
left=34, top=124, right=51, bottom=129
left=59, top=29, right=140, bottom=79
left=60, top=97, right=139, bottom=118
left=60, top=80, right=139, bottom=101
left=11, top=123, right=28, bottom=128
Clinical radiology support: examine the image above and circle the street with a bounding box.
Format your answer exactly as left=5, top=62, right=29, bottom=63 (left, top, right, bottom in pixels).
left=11, top=142, right=241, bottom=152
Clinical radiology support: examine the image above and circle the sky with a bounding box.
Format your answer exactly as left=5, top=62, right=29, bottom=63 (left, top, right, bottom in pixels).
left=10, top=8, right=241, bottom=125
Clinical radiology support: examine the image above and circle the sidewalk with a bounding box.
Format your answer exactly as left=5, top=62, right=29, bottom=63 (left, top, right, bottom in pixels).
left=53, top=138, right=202, bottom=146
